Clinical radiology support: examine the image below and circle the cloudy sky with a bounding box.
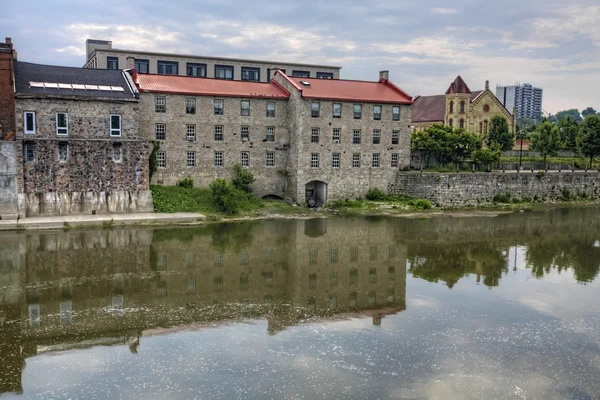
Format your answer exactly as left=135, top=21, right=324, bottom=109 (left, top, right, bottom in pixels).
left=2, top=0, right=599, bottom=114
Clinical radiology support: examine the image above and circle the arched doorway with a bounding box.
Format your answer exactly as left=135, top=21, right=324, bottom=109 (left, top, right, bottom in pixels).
left=305, top=181, right=327, bottom=207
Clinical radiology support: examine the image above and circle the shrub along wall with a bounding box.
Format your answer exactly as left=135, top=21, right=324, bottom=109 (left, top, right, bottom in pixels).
left=390, top=172, right=600, bottom=207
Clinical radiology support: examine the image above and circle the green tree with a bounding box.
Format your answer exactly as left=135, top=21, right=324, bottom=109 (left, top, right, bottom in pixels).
left=411, top=124, right=453, bottom=166
left=556, top=117, right=579, bottom=151
left=473, top=143, right=501, bottom=171
left=516, top=117, right=537, bottom=136
left=530, top=121, right=561, bottom=163
left=232, top=163, right=255, bottom=193
left=485, top=115, right=514, bottom=152
left=555, top=109, right=582, bottom=123
left=577, top=114, right=600, bottom=168
left=449, top=129, right=482, bottom=164
left=581, top=107, right=598, bottom=119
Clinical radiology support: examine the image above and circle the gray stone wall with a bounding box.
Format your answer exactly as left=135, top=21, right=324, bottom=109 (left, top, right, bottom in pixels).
left=0, top=142, right=18, bottom=218
left=391, top=172, right=600, bottom=206
left=140, top=93, right=290, bottom=198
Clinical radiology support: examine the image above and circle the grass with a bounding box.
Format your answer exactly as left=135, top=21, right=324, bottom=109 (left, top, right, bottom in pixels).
left=500, top=156, right=599, bottom=168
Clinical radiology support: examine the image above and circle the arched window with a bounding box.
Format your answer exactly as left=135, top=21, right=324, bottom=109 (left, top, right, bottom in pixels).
left=459, top=119, right=464, bottom=129
left=449, top=118, right=453, bottom=127
left=483, top=120, right=488, bottom=134
left=483, top=104, right=490, bottom=113
left=460, top=101, right=465, bottom=113
left=449, top=101, right=454, bottom=113
left=479, top=122, right=483, bottom=133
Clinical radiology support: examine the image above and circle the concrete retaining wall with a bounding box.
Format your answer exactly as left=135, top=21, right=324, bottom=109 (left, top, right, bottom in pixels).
left=390, top=172, right=600, bottom=207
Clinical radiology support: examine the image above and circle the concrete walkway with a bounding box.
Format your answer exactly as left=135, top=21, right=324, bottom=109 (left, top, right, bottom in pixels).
left=0, top=212, right=206, bottom=231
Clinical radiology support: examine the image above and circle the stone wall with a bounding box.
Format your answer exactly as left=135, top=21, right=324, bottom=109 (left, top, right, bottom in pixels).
left=140, top=93, right=290, bottom=198
left=0, top=142, right=18, bottom=218
left=391, top=171, right=600, bottom=206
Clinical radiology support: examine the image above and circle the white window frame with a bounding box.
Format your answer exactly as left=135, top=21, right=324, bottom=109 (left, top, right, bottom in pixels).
left=24, top=142, right=36, bottom=162
left=332, top=153, right=340, bottom=168
left=372, top=153, right=381, bottom=167
left=311, top=153, right=319, bottom=168
left=241, top=151, right=249, bottom=167
left=266, top=151, right=275, bottom=167
left=186, top=151, right=196, bottom=167
left=311, top=127, right=319, bottom=143
left=373, top=129, right=381, bottom=144
left=58, top=142, right=68, bottom=163
left=391, top=153, right=399, bottom=168
left=311, top=102, right=320, bottom=117
left=353, top=129, right=361, bottom=144
left=352, top=153, right=361, bottom=168
left=241, top=126, right=250, bottom=141
left=214, top=151, right=223, bottom=167
left=156, top=150, right=166, bottom=168
left=392, top=106, right=400, bottom=121
left=373, top=105, right=382, bottom=120
left=266, top=126, right=275, bottom=142
left=333, top=103, right=341, bottom=118
left=214, top=125, right=224, bottom=141
left=267, top=101, right=275, bottom=117
left=186, top=97, right=196, bottom=114
left=241, top=100, right=250, bottom=116
left=214, top=99, right=224, bottom=115
left=110, top=114, right=121, bottom=137
left=24, top=111, right=36, bottom=134
left=56, top=112, right=68, bottom=136
left=155, top=96, right=166, bottom=112
left=333, top=128, right=341, bottom=143
left=353, top=104, right=362, bottom=119
left=155, top=123, right=166, bottom=140
left=186, top=125, right=196, bottom=141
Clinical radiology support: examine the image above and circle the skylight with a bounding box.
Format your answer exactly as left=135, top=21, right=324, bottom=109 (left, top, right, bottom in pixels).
left=300, top=81, right=311, bottom=87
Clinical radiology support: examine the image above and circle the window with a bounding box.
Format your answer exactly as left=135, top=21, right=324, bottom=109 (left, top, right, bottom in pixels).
left=113, top=143, right=122, bottom=162
left=392, top=106, right=400, bottom=121
left=460, top=101, right=465, bottom=113
left=214, top=252, right=223, bottom=266
left=372, top=153, right=380, bottom=167
left=292, top=70, right=310, bottom=78
left=110, top=114, right=121, bottom=136
left=330, top=248, right=339, bottom=264
left=214, top=125, right=224, bottom=141
left=449, top=101, right=454, bottom=113
left=262, top=272, right=273, bottom=287
left=186, top=151, right=196, bottom=167
left=391, top=153, right=399, bottom=168
left=483, top=104, right=490, bottom=113
left=55, top=142, right=67, bottom=163
left=156, top=151, right=166, bottom=168
left=215, top=65, right=234, bottom=80
left=316, top=72, right=334, bottom=79
left=373, top=105, right=382, bottom=120
left=25, top=142, right=36, bottom=162
left=483, top=120, right=488, bottom=134
left=186, top=253, right=196, bottom=268
left=333, top=103, right=341, bottom=118
left=332, top=153, right=340, bottom=168
left=24, top=111, right=36, bottom=134
left=134, top=59, right=149, bottom=74
left=155, top=124, right=166, bottom=140
left=187, top=278, right=196, bottom=295
left=186, top=98, right=196, bottom=114
left=241, top=126, right=250, bottom=141
left=186, top=125, right=196, bottom=141
left=352, top=129, right=361, bottom=144
left=266, top=151, right=275, bottom=167
left=241, top=152, right=249, bottom=167
left=214, top=151, right=223, bottom=167
left=240, top=251, right=249, bottom=265
left=372, top=129, right=381, bottom=144
left=158, top=61, right=178, bottom=75
left=369, top=268, right=377, bottom=284
left=333, top=128, right=341, bottom=143
left=311, top=127, right=319, bottom=143
left=241, top=67, right=260, bottom=82
left=352, top=153, right=361, bottom=168
left=107, top=57, right=118, bottom=70
left=309, top=249, right=318, bottom=265
left=56, top=112, right=68, bottom=136
left=155, top=96, right=166, bottom=112
left=267, top=101, right=275, bottom=117
left=187, top=63, right=206, bottom=77
left=449, top=118, right=453, bottom=127
left=353, top=104, right=362, bottom=119
left=311, top=153, right=319, bottom=168
left=350, top=270, right=358, bottom=284
left=240, top=273, right=249, bottom=289
left=392, top=130, right=399, bottom=145
left=330, top=271, right=338, bottom=285
left=479, top=122, right=483, bottom=134
left=311, top=102, right=320, bottom=117
left=266, top=126, right=275, bottom=142
left=459, top=119, right=465, bottom=129
left=241, top=100, right=250, bottom=116
left=350, top=247, right=358, bottom=262
left=214, top=99, right=224, bottom=115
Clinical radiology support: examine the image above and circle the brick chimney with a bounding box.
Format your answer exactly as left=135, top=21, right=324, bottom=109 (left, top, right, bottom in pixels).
left=126, top=56, right=135, bottom=70
left=379, top=70, right=389, bottom=81
left=485, top=80, right=489, bottom=90
left=0, top=37, right=16, bottom=141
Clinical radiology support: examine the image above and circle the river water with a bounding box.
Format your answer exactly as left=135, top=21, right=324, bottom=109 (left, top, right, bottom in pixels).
left=1, top=207, right=599, bottom=399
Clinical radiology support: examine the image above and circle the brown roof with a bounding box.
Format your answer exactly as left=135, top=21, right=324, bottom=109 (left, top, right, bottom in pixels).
left=412, top=94, right=445, bottom=122
left=446, top=75, right=471, bottom=94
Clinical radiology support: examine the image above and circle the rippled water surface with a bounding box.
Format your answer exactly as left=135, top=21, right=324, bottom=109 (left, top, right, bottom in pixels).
left=1, top=207, right=600, bottom=399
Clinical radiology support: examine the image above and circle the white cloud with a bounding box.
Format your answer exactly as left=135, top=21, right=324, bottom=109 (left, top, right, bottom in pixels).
left=431, top=7, right=458, bottom=15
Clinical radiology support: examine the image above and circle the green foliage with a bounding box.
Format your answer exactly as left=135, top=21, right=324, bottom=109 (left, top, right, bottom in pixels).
left=210, top=178, right=259, bottom=215
left=232, top=163, right=255, bottom=193
left=530, top=121, right=561, bottom=161
left=411, top=124, right=482, bottom=166
left=408, top=199, right=432, bottom=210
left=473, top=143, right=502, bottom=170
left=557, top=116, right=580, bottom=151
left=366, top=187, right=388, bottom=201
left=582, top=107, right=598, bottom=119
left=102, top=219, right=115, bottom=229
left=560, top=188, right=572, bottom=201
left=486, top=115, right=514, bottom=152
left=493, top=194, right=512, bottom=203
left=63, top=222, right=72, bottom=231
left=149, top=141, right=160, bottom=181
left=151, top=185, right=218, bottom=214
left=516, top=117, right=537, bottom=136
left=537, top=171, right=545, bottom=179
left=177, top=177, right=194, bottom=188
left=554, top=109, right=583, bottom=123
left=328, top=199, right=369, bottom=209
left=577, top=114, right=600, bottom=167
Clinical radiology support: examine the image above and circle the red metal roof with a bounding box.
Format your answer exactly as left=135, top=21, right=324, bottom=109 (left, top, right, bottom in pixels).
left=446, top=75, right=472, bottom=94
left=136, top=74, right=290, bottom=99
left=284, top=75, right=412, bottom=104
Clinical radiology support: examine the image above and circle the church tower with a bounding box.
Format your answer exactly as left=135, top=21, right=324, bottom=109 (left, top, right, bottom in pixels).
left=445, top=75, right=471, bottom=130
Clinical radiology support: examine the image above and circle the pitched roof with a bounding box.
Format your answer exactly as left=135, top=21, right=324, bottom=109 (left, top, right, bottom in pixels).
left=282, top=74, right=412, bottom=104
left=14, top=61, right=137, bottom=100
left=412, top=95, right=446, bottom=122
left=445, top=75, right=471, bottom=94
left=136, top=74, right=290, bottom=99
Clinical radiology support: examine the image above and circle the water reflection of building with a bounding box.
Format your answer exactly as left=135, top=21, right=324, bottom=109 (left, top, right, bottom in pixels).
left=0, top=219, right=407, bottom=395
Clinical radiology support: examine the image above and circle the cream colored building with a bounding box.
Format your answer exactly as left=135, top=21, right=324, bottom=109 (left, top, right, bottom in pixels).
left=412, top=75, right=514, bottom=134
left=83, top=39, right=341, bottom=82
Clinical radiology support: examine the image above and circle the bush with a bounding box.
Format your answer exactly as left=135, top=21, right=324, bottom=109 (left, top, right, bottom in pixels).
left=408, top=199, right=432, bottom=210
left=493, top=194, right=512, bottom=203
left=366, top=187, right=388, bottom=201
left=177, top=177, right=194, bottom=188
left=232, top=163, right=255, bottom=193
left=210, top=178, right=256, bottom=215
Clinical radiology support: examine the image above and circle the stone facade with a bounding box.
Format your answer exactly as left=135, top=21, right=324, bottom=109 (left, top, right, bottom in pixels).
left=391, top=172, right=600, bottom=207
left=142, top=94, right=290, bottom=198
left=0, top=38, right=18, bottom=219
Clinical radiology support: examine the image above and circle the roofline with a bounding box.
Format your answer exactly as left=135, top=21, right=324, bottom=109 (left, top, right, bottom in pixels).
left=301, top=95, right=412, bottom=104
left=87, top=48, right=342, bottom=70
left=412, top=119, right=444, bottom=123
left=381, top=79, right=413, bottom=104
left=137, top=88, right=289, bottom=99
left=275, top=70, right=303, bottom=91
left=14, top=93, right=139, bottom=102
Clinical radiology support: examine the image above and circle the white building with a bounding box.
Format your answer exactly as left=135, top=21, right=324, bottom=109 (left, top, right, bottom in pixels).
left=496, top=83, right=543, bottom=123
